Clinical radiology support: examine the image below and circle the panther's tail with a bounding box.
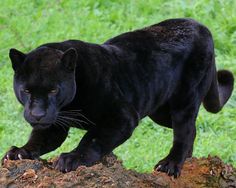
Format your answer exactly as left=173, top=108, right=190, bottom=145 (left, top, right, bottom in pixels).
left=203, top=63, right=234, bottom=113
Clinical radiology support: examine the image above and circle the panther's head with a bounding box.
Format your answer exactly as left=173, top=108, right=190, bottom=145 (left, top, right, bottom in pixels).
left=9, top=46, right=77, bottom=129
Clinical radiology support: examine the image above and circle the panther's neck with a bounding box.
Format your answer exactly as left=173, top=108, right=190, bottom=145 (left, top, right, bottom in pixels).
left=75, top=42, right=123, bottom=86
left=42, top=39, right=125, bottom=85
left=62, top=41, right=125, bottom=114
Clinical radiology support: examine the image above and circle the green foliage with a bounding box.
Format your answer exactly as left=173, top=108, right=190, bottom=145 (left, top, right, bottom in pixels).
left=0, top=0, right=235, bottom=172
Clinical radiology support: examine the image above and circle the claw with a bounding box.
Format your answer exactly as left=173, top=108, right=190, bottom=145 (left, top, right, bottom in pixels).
left=177, top=172, right=180, bottom=177
left=156, top=165, right=162, bottom=171
left=18, top=154, right=23, bottom=160
left=167, top=169, right=170, bottom=175
left=174, top=172, right=180, bottom=178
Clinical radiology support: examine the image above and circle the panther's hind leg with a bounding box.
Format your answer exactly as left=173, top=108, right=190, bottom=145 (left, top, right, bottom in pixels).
left=155, top=90, right=200, bottom=178
left=149, top=103, right=195, bottom=158
left=155, top=53, right=215, bottom=177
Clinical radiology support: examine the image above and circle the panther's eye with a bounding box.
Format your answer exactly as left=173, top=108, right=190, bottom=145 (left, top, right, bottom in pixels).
left=50, top=88, right=59, bottom=94
left=23, top=89, right=30, bottom=94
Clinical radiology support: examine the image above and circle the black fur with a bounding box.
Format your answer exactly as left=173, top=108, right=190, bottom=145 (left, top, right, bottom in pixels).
left=2, top=18, right=234, bottom=177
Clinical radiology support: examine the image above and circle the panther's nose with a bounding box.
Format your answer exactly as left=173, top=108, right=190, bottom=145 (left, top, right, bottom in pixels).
left=30, top=110, right=46, bottom=121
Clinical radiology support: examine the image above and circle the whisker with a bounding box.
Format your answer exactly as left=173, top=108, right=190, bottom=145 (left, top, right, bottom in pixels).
left=60, top=110, right=82, bottom=112
left=56, top=117, right=72, bottom=127
left=74, top=113, right=95, bottom=125
left=54, top=119, right=68, bottom=132
left=56, top=118, right=70, bottom=127
left=57, top=116, right=85, bottom=129
left=57, top=123, right=67, bottom=133
left=59, top=111, right=84, bottom=115
left=59, top=112, right=83, bottom=116
left=58, top=115, right=89, bottom=125
left=56, top=117, right=79, bottom=131
left=59, top=111, right=96, bottom=125
left=56, top=118, right=74, bottom=130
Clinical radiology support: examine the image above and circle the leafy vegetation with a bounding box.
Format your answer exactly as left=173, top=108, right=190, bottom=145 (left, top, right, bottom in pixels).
left=0, top=0, right=235, bottom=172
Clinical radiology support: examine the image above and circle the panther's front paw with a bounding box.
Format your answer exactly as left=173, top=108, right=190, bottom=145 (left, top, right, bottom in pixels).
left=155, top=157, right=183, bottom=178
left=1, top=146, right=33, bottom=165
left=54, top=152, right=82, bottom=173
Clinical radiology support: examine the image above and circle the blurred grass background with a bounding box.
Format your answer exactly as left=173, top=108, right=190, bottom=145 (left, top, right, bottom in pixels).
left=0, top=0, right=235, bottom=172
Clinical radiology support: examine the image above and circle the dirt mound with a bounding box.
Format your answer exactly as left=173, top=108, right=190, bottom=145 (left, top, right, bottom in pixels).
left=0, top=154, right=235, bottom=188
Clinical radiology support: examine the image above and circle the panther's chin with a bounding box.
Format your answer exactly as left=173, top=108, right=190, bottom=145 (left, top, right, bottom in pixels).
left=31, top=123, right=52, bottom=129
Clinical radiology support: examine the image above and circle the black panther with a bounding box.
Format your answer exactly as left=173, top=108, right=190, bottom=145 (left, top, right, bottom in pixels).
left=2, top=18, right=234, bottom=178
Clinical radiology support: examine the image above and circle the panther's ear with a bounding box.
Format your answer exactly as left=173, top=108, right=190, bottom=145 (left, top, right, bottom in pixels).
left=9, top=48, right=26, bottom=71
left=61, top=48, right=78, bottom=72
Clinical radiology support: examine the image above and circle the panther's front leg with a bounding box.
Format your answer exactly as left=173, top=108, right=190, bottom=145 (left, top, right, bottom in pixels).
left=2, top=125, right=69, bottom=164
left=54, top=105, right=138, bottom=172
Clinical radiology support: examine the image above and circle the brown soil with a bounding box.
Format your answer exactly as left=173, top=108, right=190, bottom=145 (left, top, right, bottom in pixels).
left=0, top=154, right=235, bottom=188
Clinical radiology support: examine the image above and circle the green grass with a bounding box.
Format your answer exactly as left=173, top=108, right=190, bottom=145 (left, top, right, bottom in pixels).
left=0, top=0, right=235, bottom=173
